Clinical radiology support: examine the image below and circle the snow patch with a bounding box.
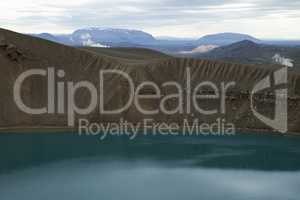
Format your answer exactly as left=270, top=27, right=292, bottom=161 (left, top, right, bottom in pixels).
left=80, top=33, right=91, bottom=40
left=180, top=45, right=219, bottom=54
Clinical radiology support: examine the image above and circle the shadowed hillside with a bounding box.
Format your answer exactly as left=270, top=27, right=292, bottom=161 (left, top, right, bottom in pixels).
left=194, top=40, right=300, bottom=68
left=1, top=28, right=300, bottom=133
left=81, top=47, right=171, bottom=65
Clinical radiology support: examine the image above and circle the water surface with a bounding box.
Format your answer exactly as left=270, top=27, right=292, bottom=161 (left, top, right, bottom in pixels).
left=0, top=133, right=300, bottom=200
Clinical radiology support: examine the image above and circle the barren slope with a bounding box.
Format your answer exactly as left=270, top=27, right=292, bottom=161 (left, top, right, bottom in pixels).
left=81, top=47, right=171, bottom=65
left=1, top=28, right=300, bottom=133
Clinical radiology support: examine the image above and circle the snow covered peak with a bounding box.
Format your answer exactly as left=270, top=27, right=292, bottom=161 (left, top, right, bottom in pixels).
left=72, top=27, right=156, bottom=45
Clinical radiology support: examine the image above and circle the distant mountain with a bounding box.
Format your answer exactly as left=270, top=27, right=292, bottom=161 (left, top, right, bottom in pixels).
left=197, top=33, right=260, bottom=46
left=31, top=33, right=58, bottom=42
left=71, top=27, right=156, bottom=46
left=30, top=33, right=73, bottom=45
left=194, top=40, right=300, bottom=67
left=31, top=29, right=300, bottom=58
left=155, top=36, right=196, bottom=41
left=262, top=40, right=300, bottom=47
left=31, top=27, right=156, bottom=47
left=30, top=29, right=261, bottom=49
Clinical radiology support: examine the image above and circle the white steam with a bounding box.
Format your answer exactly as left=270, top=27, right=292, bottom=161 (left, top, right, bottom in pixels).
left=80, top=33, right=110, bottom=48
left=272, top=53, right=293, bottom=67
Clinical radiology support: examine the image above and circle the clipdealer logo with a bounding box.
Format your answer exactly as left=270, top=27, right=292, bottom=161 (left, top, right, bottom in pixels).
left=12, top=67, right=237, bottom=136
left=12, top=66, right=289, bottom=134
left=250, top=67, right=288, bottom=133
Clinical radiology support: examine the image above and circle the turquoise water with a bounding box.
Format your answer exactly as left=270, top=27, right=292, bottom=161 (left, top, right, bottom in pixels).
left=0, top=133, right=300, bottom=199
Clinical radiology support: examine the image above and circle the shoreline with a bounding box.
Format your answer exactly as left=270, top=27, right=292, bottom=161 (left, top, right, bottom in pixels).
left=0, top=126, right=299, bottom=137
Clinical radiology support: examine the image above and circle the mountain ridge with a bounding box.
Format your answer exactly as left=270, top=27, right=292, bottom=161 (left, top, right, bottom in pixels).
left=30, top=28, right=261, bottom=50
left=194, top=40, right=300, bottom=67
left=197, top=33, right=260, bottom=45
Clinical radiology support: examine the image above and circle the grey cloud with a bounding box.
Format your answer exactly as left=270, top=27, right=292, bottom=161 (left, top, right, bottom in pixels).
left=9, top=0, right=300, bottom=37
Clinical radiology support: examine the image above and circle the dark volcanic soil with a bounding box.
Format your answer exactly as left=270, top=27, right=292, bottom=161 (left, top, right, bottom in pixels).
left=1, top=28, right=300, bottom=133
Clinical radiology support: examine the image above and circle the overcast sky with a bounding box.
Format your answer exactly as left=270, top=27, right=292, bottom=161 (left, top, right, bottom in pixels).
left=1, top=0, right=300, bottom=39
